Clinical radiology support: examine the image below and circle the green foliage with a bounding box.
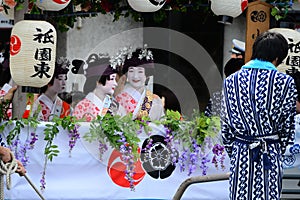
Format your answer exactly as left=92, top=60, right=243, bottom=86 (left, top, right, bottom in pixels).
left=3, top=0, right=294, bottom=32
left=162, top=109, right=221, bottom=150
left=0, top=117, right=39, bottom=145
left=43, top=117, right=60, bottom=162
left=160, top=109, right=181, bottom=132
left=85, top=113, right=144, bottom=160
left=1, top=0, right=213, bottom=32
left=267, top=0, right=295, bottom=21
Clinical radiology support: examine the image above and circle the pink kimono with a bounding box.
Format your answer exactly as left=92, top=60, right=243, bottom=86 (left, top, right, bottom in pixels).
left=73, top=92, right=111, bottom=122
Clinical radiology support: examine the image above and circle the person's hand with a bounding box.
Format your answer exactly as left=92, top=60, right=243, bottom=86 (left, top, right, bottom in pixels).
left=16, top=160, right=26, bottom=176
left=0, top=146, right=12, bottom=163
left=3, top=86, right=18, bottom=102
left=0, top=147, right=26, bottom=176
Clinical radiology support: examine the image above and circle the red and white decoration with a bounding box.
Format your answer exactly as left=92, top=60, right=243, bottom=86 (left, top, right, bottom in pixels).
left=10, top=20, right=57, bottom=87
left=210, top=0, right=248, bottom=18
left=127, top=0, right=166, bottom=12
left=35, top=0, right=71, bottom=11
left=4, top=123, right=230, bottom=200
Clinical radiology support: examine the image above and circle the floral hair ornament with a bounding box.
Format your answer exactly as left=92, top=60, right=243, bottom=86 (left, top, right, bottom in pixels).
left=57, top=56, right=70, bottom=69
left=122, top=44, right=155, bottom=75
left=109, top=46, right=134, bottom=70
left=55, top=56, right=70, bottom=75
left=84, top=53, right=112, bottom=76
left=138, top=44, right=153, bottom=61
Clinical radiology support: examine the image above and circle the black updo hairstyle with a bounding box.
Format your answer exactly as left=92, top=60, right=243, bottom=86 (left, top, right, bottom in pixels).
left=40, top=57, right=70, bottom=93
left=122, top=47, right=154, bottom=77
left=83, top=54, right=117, bottom=95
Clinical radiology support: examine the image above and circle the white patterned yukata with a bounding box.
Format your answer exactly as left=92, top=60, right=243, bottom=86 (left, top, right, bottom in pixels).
left=221, top=59, right=297, bottom=199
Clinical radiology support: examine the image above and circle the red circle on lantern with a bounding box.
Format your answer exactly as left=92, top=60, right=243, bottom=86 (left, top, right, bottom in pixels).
left=107, top=149, right=146, bottom=188
left=10, top=35, right=21, bottom=56
left=52, top=0, right=70, bottom=5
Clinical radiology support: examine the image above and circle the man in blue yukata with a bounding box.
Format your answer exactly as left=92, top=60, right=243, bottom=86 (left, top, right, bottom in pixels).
left=221, top=31, right=297, bottom=199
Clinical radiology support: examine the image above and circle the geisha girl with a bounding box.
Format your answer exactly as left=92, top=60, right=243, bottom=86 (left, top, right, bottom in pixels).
left=115, top=47, right=164, bottom=121
left=31, top=57, right=71, bottom=121
left=72, top=54, right=118, bottom=122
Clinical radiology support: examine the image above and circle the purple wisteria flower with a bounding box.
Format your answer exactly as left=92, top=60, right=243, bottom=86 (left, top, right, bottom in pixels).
left=29, top=132, right=38, bottom=149
left=68, top=124, right=80, bottom=156
left=212, top=144, right=226, bottom=170
left=187, top=139, right=200, bottom=176
left=9, top=137, right=31, bottom=166
left=178, top=149, right=188, bottom=172
left=199, top=152, right=210, bottom=176
left=40, top=171, right=46, bottom=191
left=98, top=141, right=108, bottom=161
left=114, top=130, right=136, bottom=191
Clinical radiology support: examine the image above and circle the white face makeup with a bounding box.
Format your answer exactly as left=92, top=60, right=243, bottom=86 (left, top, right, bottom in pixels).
left=98, top=73, right=118, bottom=96
left=49, top=74, right=67, bottom=93
left=127, top=66, right=146, bottom=90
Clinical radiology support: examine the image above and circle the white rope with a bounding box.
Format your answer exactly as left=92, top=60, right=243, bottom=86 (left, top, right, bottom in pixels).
left=0, top=152, right=45, bottom=200
left=0, top=151, right=18, bottom=200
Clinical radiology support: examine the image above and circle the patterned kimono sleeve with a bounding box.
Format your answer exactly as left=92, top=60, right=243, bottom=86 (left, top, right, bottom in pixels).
left=73, top=102, right=85, bottom=120
left=280, top=79, right=297, bottom=154
left=220, top=85, right=234, bottom=157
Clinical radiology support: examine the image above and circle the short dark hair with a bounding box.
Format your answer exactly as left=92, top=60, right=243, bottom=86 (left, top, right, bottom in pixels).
left=224, top=58, right=244, bottom=77
left=251, top=31, right=288, bottom=65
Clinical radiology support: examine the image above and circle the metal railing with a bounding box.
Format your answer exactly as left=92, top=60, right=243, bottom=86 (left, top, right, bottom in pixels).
left=172, top=173, right=230, bottom=200
left=282, top=173, right=300, bottom=195
left=173, top=172, right=300, bottom=200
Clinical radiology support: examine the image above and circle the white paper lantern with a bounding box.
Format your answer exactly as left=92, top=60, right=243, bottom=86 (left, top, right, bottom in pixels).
left=127, top=0, right=166, bottom=12
left=35, top=0, right=71, bottom=11
left=10, top=20, right=57, bottom=87
left=210, top=0, right=248, bottom=18
left=269, top=28, right=300, bottom=74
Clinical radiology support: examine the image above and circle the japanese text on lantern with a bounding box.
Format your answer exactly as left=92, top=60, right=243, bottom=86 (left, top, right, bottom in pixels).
left=31, top=28, right=54, bottom=79
left=285, top=37, right=300, bottom=72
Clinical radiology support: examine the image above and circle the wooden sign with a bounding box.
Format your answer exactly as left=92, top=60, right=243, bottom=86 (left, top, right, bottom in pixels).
left=269, top=28, right=300, bottom=74
left=245, top=1, right=273, bottom=62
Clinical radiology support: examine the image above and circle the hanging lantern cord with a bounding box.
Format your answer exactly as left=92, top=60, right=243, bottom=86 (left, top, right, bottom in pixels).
left=0, top=152, right=45, bottom=200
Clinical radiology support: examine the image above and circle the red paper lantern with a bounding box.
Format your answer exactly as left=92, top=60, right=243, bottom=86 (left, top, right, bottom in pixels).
left=10, top=20, right=57, bottom=87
